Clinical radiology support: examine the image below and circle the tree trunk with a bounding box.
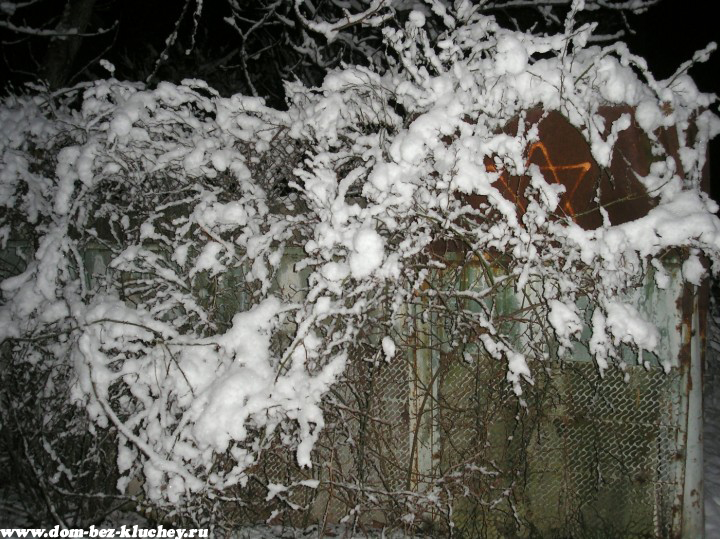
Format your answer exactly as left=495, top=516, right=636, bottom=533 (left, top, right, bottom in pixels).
left=41, top=0, right=97, bottom=89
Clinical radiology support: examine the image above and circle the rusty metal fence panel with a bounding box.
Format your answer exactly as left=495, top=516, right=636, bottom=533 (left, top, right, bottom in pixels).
left=246, top=254, right=699, bottom=538
left=0, top=112, right=706, bottom=536
left=0, top=243, right=702, bottom=537
left=374, top=258, right=696, bottom=538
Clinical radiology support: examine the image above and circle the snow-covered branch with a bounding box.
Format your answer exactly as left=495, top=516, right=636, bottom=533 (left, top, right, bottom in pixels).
left=1, top=3, right=719, bottom=528
left=0, top=19, right=116, bottom=37
left=293, top=0, right=394, bottom=42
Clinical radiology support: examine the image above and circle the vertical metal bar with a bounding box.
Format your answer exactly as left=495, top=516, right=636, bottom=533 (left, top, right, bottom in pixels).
left=407, top=274, right=443, bottom=512
left=682, top=291, right=704, bottom=537
left=408, top=294, right=439, bottom=493
left=408, top=298, right=427, bottom=491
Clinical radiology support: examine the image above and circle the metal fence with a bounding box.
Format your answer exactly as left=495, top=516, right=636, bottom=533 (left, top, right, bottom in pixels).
left=240, top=255, right=703, bottom=538
left=0, top=119, right=706, bottom=536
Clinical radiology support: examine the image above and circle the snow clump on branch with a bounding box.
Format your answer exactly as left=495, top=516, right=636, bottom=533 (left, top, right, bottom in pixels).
left=1, top=1, right=719, bottom=516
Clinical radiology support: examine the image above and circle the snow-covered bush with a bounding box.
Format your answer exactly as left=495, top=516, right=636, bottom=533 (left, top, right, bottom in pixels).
left=1, top=0, right=719, bottom=530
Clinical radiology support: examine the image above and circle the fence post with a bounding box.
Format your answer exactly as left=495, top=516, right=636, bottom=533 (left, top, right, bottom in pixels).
left=681, top=290, right=705, bottom=537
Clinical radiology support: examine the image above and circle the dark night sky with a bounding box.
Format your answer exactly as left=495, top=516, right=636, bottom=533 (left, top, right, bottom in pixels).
left=107, top=0, right=720, bottom=164
left=115, top=1, right=720, bottom=86
left=3, top=1, right=718, bottom=98
left=625, top=1, right=720, bottom=199
left=2, top=0, right=719, bottom=194
left=626, top=1, right=719, bottom=101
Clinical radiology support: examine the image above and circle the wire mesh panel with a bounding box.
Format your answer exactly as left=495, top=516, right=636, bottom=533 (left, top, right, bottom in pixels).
left=0, top=241, right=695, bottom=536
left=237, top=126, right=309, bottom=197
left=426, top=352, right=684, bottom=538
left=416, top=260, right=690, bottom=538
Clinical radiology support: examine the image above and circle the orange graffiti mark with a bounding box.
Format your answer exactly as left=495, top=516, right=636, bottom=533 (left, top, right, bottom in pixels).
left=493, top=142, right=592, bottom=218
left=527, top=142, right=592, bottom=217
left=494, top=166, right=526, bottom=213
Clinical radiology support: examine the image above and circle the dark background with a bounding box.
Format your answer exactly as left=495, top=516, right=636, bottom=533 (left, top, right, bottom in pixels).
left=1, top=0, right=718, bottom=197
left=626, top=1, right=720, bottom=199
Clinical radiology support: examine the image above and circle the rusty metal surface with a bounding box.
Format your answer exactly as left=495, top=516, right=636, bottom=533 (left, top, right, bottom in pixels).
left=676, top=281, right=706, bottom=537
left=406, top=258, right=690, bottom=538
left=497, top=108, right=661, bottom=229
left=433, top=108, right=679, bottom=257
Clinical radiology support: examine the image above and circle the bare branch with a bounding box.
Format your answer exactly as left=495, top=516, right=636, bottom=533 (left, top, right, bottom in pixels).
left=145, top=0, right=194, bottom=84
left=0, top=19, right=116, bottom=37
left=293, top=0, right=394, bottom=42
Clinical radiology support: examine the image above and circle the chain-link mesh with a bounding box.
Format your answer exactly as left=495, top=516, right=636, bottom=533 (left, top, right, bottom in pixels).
left=0, top=129, right=689, bottom=534
left=420, top=350, right=681, bottom=538
left=237, top=126, right=309, bottom=197
left=237, top=263, right=686, bottom=538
